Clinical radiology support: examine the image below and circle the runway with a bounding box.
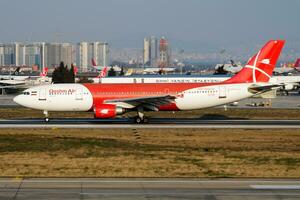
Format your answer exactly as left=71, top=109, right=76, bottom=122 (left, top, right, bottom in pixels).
left=1, top=178, right=300, bottom=200
left=1, top=118, right=300, bottom=128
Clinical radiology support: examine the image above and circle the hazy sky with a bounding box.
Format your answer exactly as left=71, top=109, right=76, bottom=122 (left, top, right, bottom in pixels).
left=0, top=0, right=299, bottom=52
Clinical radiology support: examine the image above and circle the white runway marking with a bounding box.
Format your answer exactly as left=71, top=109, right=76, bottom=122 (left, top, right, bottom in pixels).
left=251, top=185, right=300, bottom=189
left=79, top=192, right=300, bottom=196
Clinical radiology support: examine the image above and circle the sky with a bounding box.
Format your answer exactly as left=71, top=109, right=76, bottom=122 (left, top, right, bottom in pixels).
left=0, top=0, right=299, bottom=54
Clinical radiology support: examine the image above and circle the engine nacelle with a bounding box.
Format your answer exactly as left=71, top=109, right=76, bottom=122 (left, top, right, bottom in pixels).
left=94, top=104, right=124, bottom=119
left=283, top=83, right=295, bottom=91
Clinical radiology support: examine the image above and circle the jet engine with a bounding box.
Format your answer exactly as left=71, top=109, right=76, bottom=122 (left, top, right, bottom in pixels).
left=283, top=83, right=296, bottom=91
left=94, top=104, right=125, bottom=118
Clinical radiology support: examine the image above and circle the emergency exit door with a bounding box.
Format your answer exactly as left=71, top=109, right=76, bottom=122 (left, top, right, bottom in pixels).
left=76, top=88, right=83, bottom=100
left=39, top=88, right=46, bottom=100
left=219, top=86, right=227, bottom=98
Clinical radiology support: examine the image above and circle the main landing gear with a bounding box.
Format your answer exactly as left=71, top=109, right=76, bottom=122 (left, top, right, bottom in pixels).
left=134, top=107, right=149, bottom=124
left=43, top=110, right=50, bottom=122
left=134, top=116, right=149, bottom=124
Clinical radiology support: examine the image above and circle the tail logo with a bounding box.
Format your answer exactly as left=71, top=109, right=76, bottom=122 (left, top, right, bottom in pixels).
left=244, top=50, right=272, bottom=83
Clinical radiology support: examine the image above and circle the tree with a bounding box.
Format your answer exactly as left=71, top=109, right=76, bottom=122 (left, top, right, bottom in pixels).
left=69, top=64, right=75, bottom=83
left=119, top=67, right=125, bottom=76
left=77, top=77, right=93, bottom=83
left=51, top=62, right=75, bottom=83
left=108, top=67, right=117, bottom=77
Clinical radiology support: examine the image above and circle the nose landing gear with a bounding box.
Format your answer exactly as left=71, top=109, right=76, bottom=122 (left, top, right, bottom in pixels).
left=43, top=110, right=50, bottom=122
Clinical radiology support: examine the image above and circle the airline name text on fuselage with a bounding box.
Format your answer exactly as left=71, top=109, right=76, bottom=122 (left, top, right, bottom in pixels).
left=49, top=89, right=76, bottom=96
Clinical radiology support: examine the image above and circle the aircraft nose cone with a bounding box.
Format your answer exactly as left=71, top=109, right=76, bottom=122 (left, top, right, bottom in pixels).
left=13, top=95, right=22, bottom=106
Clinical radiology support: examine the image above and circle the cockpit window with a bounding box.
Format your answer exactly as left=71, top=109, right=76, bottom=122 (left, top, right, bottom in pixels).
left=23, top=92, right=30, bottom=95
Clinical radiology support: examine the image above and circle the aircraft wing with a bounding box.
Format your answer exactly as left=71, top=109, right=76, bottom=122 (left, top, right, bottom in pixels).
left=248, top=83, right=282, bottom=94
left=0, top=84, right=27, bottom=89
left=104, top=95, right=176, bottom=111
left=0, top=80, right=25, bottom=85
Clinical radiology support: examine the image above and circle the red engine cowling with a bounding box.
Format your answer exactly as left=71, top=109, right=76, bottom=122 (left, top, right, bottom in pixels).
left=94, top=104, right=124, bottom=119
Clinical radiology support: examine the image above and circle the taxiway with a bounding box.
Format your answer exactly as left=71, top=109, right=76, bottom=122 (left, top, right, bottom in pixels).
left=1, top=118, right=300, bottom=128
left=1, top=178, right=300, bottom=200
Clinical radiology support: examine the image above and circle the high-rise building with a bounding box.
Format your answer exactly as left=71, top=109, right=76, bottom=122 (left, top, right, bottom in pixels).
left=40, top=42, right=46, bottom=68
left=97, top=42, right=109, bottom=67
left=77, top=42, right=89, bottom=72
left=25, top=43, right=42, bottom=68
left=77, top=42, right=109, bottom=71
left=14, top=42, right=26, bottom=66
left=143, top=37, right=151, bottom=65
left=159, top=37, right=170, bottom=68
left=2, top=44, right=14, bottom=66
left=143, top=36, right=158, bottom=66
left=44, top=43, right=74, bottom=68
left=60, top=43, right=74, bottom=67
left=150, top=36, right=158, bottom=66
left=0, top=41, right=108, bottom=71
left=0, top=45, right=5, bottom=66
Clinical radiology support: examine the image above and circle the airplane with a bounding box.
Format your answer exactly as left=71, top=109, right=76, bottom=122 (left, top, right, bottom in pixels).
left=39, top=67, right=48, bottom=77
left=0, top=67, right=30, bottom=82
left=0, top=67, right=51, bottom=89
left=90, top=66, right=108, bottom=83
left=13, top=40, right=285, bottom=123
left=91, top=58, right=121, bottom=72
left=273, top=58, right=300, bottom=75
left=214, top=60, right=243, bottom=75
left=143, top=67, right=176, bottom=74
left=97, top=66, right=108, bottom=78
left=214, top=58, right=300, bottom=76
left=91, top=58, right=105, bottom=71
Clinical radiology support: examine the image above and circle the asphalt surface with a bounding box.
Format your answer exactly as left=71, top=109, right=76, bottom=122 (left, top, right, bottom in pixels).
left=1, top=118, right=300, bottom=128
left=1, top=178, right=300, bottom=200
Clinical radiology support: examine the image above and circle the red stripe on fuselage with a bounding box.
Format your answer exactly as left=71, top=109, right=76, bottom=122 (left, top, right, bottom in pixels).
left=83, top=82, right=218, bottom=111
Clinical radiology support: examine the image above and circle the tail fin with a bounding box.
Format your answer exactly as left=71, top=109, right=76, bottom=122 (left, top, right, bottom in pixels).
left=40, top=67, right=48, bottom=77
left=225, top=40, right=285, bottom=83
left=97, top=66, right=108, bottom=78
left=74, top=66, right=78, bottom=75
left=294, top=58, right=300, bottom=68
left=12, top=67, right=21, bottom=76
left=92, top=58, right=97, bottom=67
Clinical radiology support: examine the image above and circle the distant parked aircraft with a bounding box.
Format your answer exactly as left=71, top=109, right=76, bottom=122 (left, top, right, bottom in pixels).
left=273, top=58, right=300, bottom=75
left=91, top=58, right=106, bottom=71
left=0, top=67, right=51, bottom=89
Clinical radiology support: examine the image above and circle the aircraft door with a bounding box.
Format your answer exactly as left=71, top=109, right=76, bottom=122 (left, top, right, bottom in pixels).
left=219, top=86, right=227, bottom=98
left=76, top=88, right=83, bottom=100
left=39, top=88, right=47, bottom=101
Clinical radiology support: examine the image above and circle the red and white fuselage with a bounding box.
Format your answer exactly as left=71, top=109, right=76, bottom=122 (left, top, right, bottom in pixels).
left=14, top=82, right=251, bottom=111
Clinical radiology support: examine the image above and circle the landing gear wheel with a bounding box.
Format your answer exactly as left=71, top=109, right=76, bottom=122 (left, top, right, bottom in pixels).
left=142, top=117, right=149, bottom=123
left=134, top=116, right=149, bottom=124
left=134, top=116, right=142, bottom=124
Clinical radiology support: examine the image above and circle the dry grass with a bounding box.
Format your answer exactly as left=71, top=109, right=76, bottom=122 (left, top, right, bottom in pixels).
left=0, top=128, right=299, bottom=177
